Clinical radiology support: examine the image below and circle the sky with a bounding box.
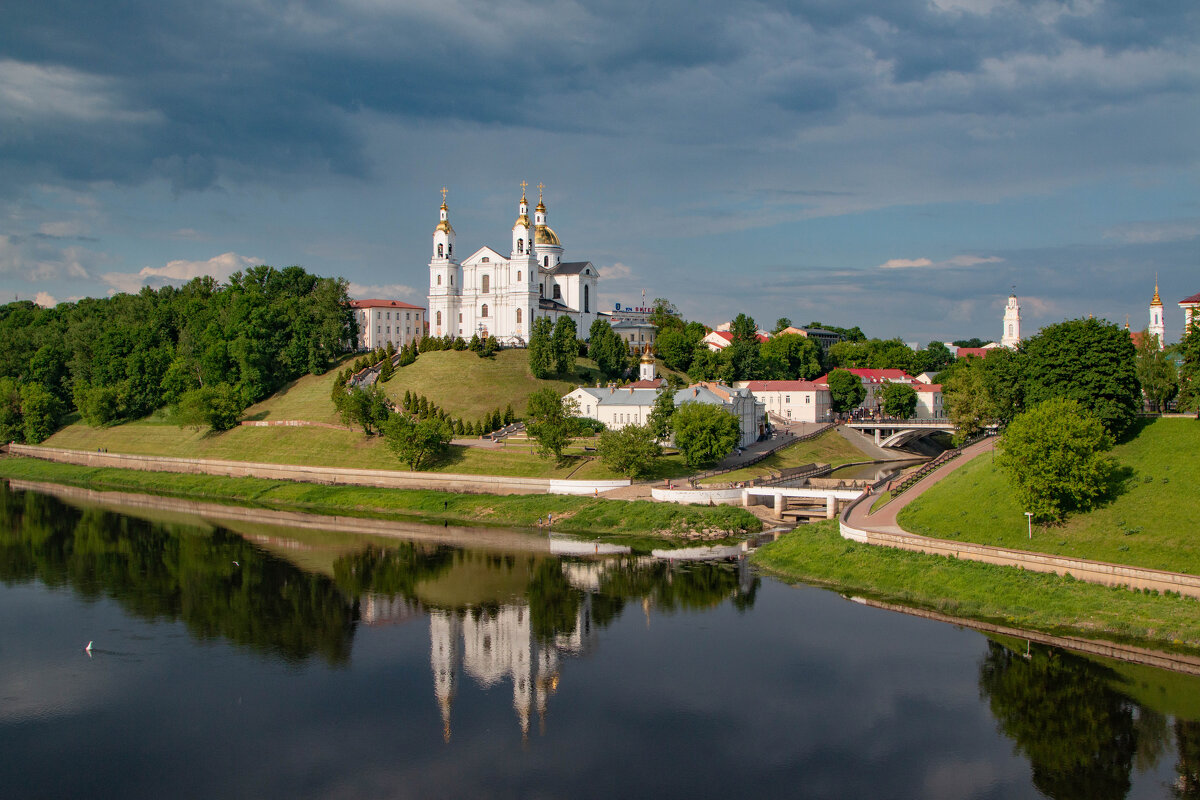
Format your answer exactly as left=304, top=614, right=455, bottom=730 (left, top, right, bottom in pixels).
left=1, top=0, right=1197, bottom=344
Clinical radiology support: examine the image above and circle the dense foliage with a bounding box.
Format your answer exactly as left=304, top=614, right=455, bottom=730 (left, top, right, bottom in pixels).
left=0, top=267, right=354, bottom=441
left=994, top=397, right=1116, bottom=523
left=672, top=401, right=739, bottom=468
left=880, top=382, right=918, bottom=419
left=1177, top=319, right=1200, bottom=416
left=826, top=369, right=866, bottom=413
left=597, top=423, right=663, bottom=479
left=525, top=387, right=579, bottom=464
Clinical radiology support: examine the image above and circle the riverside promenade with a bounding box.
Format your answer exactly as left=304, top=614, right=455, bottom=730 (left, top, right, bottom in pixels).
left=841, top=438, right=1200, bottom=599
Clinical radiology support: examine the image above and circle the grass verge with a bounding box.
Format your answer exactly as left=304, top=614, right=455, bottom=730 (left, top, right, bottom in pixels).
left=0, top=456, right=760, bottom=539
left=698, top=428, right=867, bottom=485
left=897, top=417, right=1200, bottom=575
left=753, top=520, right=1200, bottom=651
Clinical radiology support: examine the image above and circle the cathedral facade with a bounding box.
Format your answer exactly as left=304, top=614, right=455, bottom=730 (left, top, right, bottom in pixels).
left=427, top=185, right=600, bottom=345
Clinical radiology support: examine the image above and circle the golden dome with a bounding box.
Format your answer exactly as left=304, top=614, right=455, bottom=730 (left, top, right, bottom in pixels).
left=534, top=224, right=560, bottom=246
left=536, top=200, right=546, bottom=213
left=640, top=351, right=654, bottom=363
left=1151, top=280, right=1163, bottom=306
left=513, top=214, right=530, bottom=229
left=436, top=219, right=454, bottom=234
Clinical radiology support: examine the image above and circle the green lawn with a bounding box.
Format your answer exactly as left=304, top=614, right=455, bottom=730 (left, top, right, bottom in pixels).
left=239, top=356, right=356, bottom=424
left=897, top=417, right=1200, bottom=575
left=699, top=428, right=868, bottom=485
left=753, top=520, right=1200, bottom=651
left=380, top=349, right=604, bottom=421
left=0, top=456, right=762, bottom=538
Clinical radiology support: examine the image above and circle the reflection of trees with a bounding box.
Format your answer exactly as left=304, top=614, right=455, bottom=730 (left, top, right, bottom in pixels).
left=979, top=641, right=1138, bottom=800
left=1175, top=720, right=1200, bottom=799
left=597, top=559, right=758, bottom=614
left=332, top=543, right=454, bottom=598
left=0, top=483, right=355, bottom=664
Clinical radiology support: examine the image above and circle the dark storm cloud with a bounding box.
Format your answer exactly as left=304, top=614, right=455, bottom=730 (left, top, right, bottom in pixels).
left=1, top=0, right=1195, bottom=195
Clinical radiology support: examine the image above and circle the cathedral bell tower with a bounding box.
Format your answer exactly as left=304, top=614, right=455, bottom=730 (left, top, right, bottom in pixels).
left=1001, top=292, right=1021, bottom=349
left=1149, top=276, right=1165, bottom=350
left=428, top=187, right=459, bottom=337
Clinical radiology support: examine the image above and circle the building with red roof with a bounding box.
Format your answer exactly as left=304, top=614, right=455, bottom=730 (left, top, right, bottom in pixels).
left=702, top=330, right=770, bottom=352
left=738, top=380, right=831, bottom=423
left=1181, top=291, right=1200, bottom=334
left=350, top=298, right=426, bottom=351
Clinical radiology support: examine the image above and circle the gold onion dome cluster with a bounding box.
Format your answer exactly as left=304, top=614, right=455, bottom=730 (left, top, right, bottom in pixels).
left=535, top=225, right=560, bottom=245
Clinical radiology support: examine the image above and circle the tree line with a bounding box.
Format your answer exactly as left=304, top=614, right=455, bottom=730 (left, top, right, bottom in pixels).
left=0, top=266, right=355, bottom=442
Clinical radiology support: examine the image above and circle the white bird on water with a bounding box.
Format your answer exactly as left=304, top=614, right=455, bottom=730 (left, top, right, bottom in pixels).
left=84, top=641, right=93, bottom=657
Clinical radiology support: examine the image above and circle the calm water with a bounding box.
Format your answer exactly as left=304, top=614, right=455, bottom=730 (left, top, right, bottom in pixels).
left=2, top=481, right=1198, bottom=799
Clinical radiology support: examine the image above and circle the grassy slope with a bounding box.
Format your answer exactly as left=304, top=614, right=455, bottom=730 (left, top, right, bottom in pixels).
left=699, top=428, right=868, bottom=485
left=0, top=456, right=761, bottom=537
left=897, top=418, right=1200, bottom=575
left=753, top=520, right=1200, bottom=651
left=379, top=349, right=604, bottom=420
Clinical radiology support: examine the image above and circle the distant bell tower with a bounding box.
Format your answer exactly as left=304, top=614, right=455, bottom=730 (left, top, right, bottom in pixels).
left=1001, top=292, right=1021, bottom=349
left=639, top=351, right=657, bottom=382
left=1149, top=276, right=1165, bottom=350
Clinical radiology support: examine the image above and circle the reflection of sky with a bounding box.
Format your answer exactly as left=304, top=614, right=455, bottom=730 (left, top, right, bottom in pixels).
left=0, top=575, right=1181, bottom=799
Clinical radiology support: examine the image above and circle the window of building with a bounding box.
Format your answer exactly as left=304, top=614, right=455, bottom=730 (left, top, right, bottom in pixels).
left=450, top=275, right=454, bottom=286
left=517, top=270, right=522, bottom=282
left=544, top=256, right=549, bottom=267
left=482, top=256, right=488, bottom=263
left=436, top=311, right=442, bottom=326
left=376, top=326, right=380, bottom=333
left=553, top=284, right=561, bottom=300
left=481, top=275, right=490, bottom=293
left=806, top=396, right=811, bottom=404
left=386, top=326, right=390, bottom=333
left=438, top=243, right=444, bottom=257
left=406, top=312, right=410, bottom=320
left=376, top=311, right=381, bottom=319
left=785, top=395, right=790, bottom=404
left=584, top=285, right=589, bottom=312
left=518, top=239, right=524, bottom=254
left=516, top=309, right=522, bottom=324
left=458, top=313, right=463, bottom=323
left=481, top=304, right=489, bottom=318
left=437, top=275, right=442, bottom=286
left=386, top=312, right=390, bottom=320
left=539, top=283, right=544, bottom=297
left=448, top=244, right=452, bottom=255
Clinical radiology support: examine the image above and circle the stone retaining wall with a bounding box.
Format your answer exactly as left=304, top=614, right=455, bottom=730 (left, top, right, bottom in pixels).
left=6, top=444, right=630, bottom=497
left=650, top=486, right=743, bottom=505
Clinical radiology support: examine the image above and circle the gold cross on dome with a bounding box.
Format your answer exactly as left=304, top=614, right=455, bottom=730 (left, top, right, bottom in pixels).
left=520, top=180, right=528, bottom=198
left=537, top=182, right=544, bottom=201
left=440, top=186, right=448, bottom=203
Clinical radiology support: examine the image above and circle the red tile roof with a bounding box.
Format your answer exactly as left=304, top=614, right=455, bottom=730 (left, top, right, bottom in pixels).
left=814, top=369, right=914, bottom=384
left=743, top=380, right=827, bottom=391
left=1181, top=293, right=1200, bottom=304
left=704, top=330, right=769, bottom=347
left=625, top=379, right=666, bottom=389
left=955, top=347, right=991, bottom=359
left=912, top=383, right=942, bottom=392
left=349, top=298, right=425, bottom=309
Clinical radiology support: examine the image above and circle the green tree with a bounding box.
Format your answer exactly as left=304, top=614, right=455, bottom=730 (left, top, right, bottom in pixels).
left=1174, top=319, right=1200, bottom=417
left=18, top=382, right=61, bottom=443
left=552, top=316, right=578, bottom=375
left=647, top=389, right=676, bottom=441
left=170, top=383, right=243, bottom=432
left=880, top=382, right=918, bottom=418
left=994, top=397, right=1116, bottom=523
left=525, top=387, right=579, bottom=464
left=382, top=414, right=452, bottom=470
left=826, top=369, right=866, bottom=414
left=528, top=317, right=554, bottom=378
left=597, top=423, right=663, bottom=479
left=649, top=298, right=683, bottom=332
left=687, top=346, right=726, bottom=383
left=1134, top=330, right=1177, bottom=412
left=378, top=355, right=395, bottom=382
left=772, top=317, right=793, bottom=334
left=759, top=333, right=821, bottom=380
left=653, top=328, right=693, bottom=373
left=0, top=377, right=23, bottom=442
left=942, top=357, right=997, bottom=444
left=588, top=319, right=629, bottom=379
left=1023, top=318, right=1140, bottom=438
left=672, top=402, right=739, bottom=468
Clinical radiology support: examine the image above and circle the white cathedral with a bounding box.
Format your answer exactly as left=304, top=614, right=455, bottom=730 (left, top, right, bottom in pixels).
left=427, top=184, right=601, bottom=345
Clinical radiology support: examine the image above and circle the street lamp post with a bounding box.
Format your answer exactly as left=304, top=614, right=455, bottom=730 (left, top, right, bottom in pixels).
left=1024, top=511, right=1033, bottom=540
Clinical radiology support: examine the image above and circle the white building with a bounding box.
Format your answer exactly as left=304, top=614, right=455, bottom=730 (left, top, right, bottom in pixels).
left=1183, top=291, right=1200, bottom=333
left=814, top=368, right=943, bottom=419
left=701, top=330, right=770, bottom=352
left=913, top=383, right=946, bottom=419
left=350, top=299, right=425, bottom=351
left=1001, top=293, right=1021, bottom=349
left=738, top=380, right=831, bottom=423
left=565, top=381, right=764, bottom=448
left=427, top=185, right=600, bottom=345
left=1148, top=279, right=1166, bottom=349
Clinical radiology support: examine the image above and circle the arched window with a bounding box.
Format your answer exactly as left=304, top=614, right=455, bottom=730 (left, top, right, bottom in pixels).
left=539, top=283, right=544, bottom=297
left=518, top=239, right=524, bottom=254
left=544, top=256, right=549, bottom=267
left=553, top=284, right=561, bottom=300
left=481, top=304, right=489, bottom=318
left=436, top=311, right=442, bottom=326
left=481, top=275, right=490, bottom=293
left=438, top=243, right=444, bottom=257
left=437, top=275, right=442, bottom=286
left=516, top=308, right=522, bottom=324
left=448, top=244, right=452, bottom=255
left=516, top=270, right=522, bottom=282
left=584, top=285, right=589, bottom=313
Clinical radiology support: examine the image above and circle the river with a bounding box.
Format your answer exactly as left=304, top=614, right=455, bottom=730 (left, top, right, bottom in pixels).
left=1, top=480, right=1197, bottom=799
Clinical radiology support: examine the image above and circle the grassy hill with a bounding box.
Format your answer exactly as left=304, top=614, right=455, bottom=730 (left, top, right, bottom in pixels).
left=379, top=349, right=604, bottom=421
left=698, top=428, right=868, bottom=485
left=897, top=417, right=1200, bottom=575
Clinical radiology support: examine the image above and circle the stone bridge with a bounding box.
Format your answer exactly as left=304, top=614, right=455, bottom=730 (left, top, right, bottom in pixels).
left=846, top=418, right=956, bottom=447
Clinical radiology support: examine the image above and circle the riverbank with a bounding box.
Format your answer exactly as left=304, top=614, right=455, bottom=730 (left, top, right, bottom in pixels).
left=0, top=456, right=761, bottom=539
left=753, top=520, right=1200, bottom=652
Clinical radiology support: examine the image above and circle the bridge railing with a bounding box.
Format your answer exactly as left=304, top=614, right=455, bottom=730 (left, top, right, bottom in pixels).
left=846, top=417, right=951, bottom=427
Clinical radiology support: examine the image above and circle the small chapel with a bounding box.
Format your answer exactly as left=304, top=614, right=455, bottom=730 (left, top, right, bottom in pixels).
left=427, top=184, right=600, bottom=345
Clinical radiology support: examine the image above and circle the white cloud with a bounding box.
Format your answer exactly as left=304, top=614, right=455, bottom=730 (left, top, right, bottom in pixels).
left=599, top=262, right=635, bottom=280
left=34, top=291, right=57, bottom=307
left=37, top=220, right=88, bottom=238
left=348, top=281, right=420, bottom=300
left=1103, top=218, right=1200, bottom=244
left=100, top=252, right=259, bottom=294
left=0, top=59, right=161, bottom=125
left=0, top=234, right=93, bottom=281
left=878, top=255, right=1003, bottom=269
